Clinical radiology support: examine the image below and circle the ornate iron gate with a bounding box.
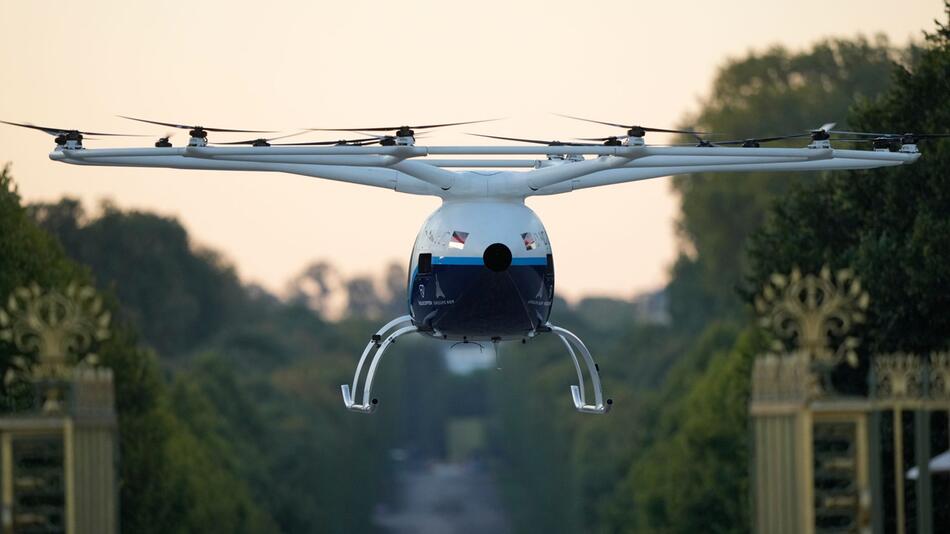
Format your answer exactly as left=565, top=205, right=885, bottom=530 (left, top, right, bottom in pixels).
left=751, top=268, right=949, bottom=534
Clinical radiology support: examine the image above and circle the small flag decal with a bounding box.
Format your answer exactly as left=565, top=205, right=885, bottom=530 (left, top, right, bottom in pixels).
left=522, top=232, right=538, bottom=251
left=449, top=231, right=469, bottom=249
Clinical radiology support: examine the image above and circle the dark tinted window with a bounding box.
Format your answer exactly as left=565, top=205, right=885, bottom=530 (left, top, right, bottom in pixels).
left=418, top=253, right=432, bottom=274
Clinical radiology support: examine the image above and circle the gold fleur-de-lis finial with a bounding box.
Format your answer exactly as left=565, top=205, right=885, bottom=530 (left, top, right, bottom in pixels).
left=873, top=354, right=923, bottom=399
left=927, top=352, right=950, bottom=400
left=0, top=282, right=110, bottom=386
left=755, top=267, right=870, bottom=391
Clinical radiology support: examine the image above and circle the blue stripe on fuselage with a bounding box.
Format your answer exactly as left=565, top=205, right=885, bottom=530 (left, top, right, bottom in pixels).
left=433, top=256, right=548, bottom=266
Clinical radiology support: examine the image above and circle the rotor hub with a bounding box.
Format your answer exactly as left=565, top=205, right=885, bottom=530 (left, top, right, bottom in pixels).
left=626, top=126, right=646, bottom=138
left=872, top=137, right=892, bottom=150
left=155, top=137, right=172, bottom=148
left=623, top=136, right=645, bottom=147
left=60, top=131, right=84, bottom=149
left=187, top=127, right=208, bottom=147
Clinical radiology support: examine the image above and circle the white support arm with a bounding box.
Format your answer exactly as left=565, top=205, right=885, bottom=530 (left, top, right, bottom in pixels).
left=521, top=147, right=646, bottom=191
left=520, top=147, right=830, bottom=192
left=421, top=145, right=837, bottom=157
left=50, top=151, right=441, bottom=196
left=49, top=143, right=922, bottom=199
left=389, top=159, right=458, bottom=190
left=524, top=155, right=640, bottom=191
left=52, top=145, right=429, bottom=158
left=185, top=145, right=458, bottom=191
left=531, top=151, right=920, bottom=195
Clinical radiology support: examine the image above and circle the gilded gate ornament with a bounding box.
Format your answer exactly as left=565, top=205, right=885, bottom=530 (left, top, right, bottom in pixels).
left=754, top=266, right=870, bottom=394
left=929, top=352, right=950, bottom=400
left=0, top=283, right=110, bottom=411
left=750, top=268, right=949, bottom=533
left=872, top=353, right=923, bottom=399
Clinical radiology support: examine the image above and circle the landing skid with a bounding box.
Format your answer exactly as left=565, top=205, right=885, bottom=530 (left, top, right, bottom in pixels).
left=341, top=315, right=417, bottom=413
left=340, top=317, right=611, bottom=415
left=544, top=323, right=612, bottom=414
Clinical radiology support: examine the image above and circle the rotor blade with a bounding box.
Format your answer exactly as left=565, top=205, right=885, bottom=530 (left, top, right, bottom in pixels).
left=411, top=119, right=499, bottom=130
left=829, top=129, right=892, bottom=137
left=73, top=130, right=148, bottom=137
left=760, top=133, right=811, bottom=143
left=641, top=126, right=712, bottom=135
left=556, top=114, right=632, bottom=129
left=830, top=129, right=950, bottom=140
left=119, top=115, right=273, bottom=133
left=660, top=142, right=720, bottom=147
left=1, top=120, right=71, bottom=135
left=714, top=133, right=812, bottom=145
left=310, top=126, right=400, bottom=132
left=575, top=135, right=629, bottom=141
left=210, top=132, right=308, bottom=145
left=271, top=137, right=382, bottom=146
left=467, top=133, right=592, bottom=146
left=347, top=132, right=429, bottom=141
left=757, top=133, right=812, bottom=142
left=310, top=119, right=498, bottom=133
left=119, top=116, right=192, bottom=130
left=1, top=120, right=145, bottom=137
left=556, top=114, right=710, bottom=135
left=813, top=122, right=837, bottom=133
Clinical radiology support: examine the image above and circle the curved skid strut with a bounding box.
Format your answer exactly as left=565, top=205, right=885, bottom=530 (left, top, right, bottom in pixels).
left=548, top=324, right=612, bottom=414
left=341, top=316, right=418, bottom=413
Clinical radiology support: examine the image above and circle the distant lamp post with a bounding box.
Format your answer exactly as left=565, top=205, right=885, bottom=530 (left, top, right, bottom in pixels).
left=0, top=283, right=118, bottom=534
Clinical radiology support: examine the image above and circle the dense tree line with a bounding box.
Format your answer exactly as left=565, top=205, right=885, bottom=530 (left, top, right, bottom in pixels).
left=485, top=16, right=949, bottom=533
left=4, top=172, right=461, bottom=533
left=1, top=168, right=268, bottom=533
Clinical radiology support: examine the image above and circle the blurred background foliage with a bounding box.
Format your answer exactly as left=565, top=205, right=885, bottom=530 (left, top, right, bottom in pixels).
left=486, top=17, right=949, bottom=534
left=0, top=8, right=947, bottom=533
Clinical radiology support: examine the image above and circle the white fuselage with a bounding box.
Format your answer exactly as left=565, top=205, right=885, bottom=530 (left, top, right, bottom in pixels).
left=407, top=199, right=555, bottom=341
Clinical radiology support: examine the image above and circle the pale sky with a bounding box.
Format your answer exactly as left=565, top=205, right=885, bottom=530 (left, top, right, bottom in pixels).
left=0, top=1, right=942, bottom=301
